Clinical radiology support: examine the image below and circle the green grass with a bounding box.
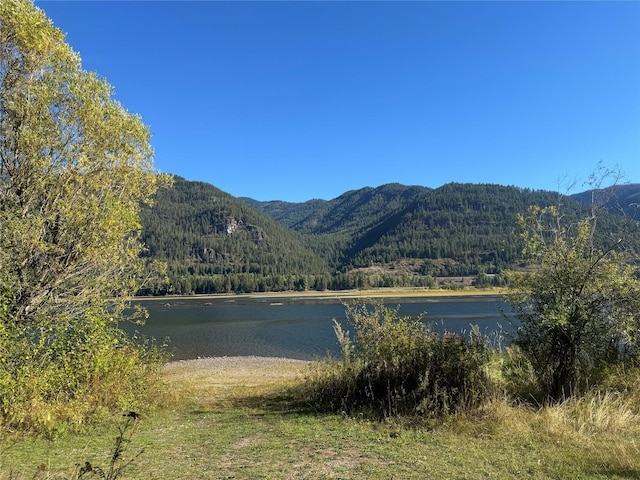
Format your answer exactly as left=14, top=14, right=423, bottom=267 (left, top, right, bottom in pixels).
left=1, top=358, right=639, bottom=479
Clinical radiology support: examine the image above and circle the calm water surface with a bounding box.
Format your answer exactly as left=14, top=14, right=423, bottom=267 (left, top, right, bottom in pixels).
left=125, top=295, right=513, bottom=360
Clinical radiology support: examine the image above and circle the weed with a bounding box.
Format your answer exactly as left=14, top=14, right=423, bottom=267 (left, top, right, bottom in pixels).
left=1, top=412, right=144, bottom=480
left=74, top=412, right=144, bottom=480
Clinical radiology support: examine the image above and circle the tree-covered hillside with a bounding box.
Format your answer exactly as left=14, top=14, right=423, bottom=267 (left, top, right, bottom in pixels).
left=139, top=177, right=330, bottom=294
left=570, top=183, right=640, bottom=220
left=341, top=183, right=563, bottom=275
left=251, top=183, right=569, bottom=274
left=240, top=197, right=327, bottom=228
left=139, top=178, right=639, bottom=295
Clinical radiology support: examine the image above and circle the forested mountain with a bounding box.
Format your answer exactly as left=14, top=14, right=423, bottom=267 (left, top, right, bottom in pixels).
left=139, top=177, right=331, bottom=295
left=271, top=183, right=428, bottom=235
left=329, top=183, right=563, bottom=273
left=570, top=183, right=640, bottom=220
left=139, top=178, right=639, bottom=295
left=250, top=183, right=574, bottom=276
left=239, top=197, right=327, bottom=228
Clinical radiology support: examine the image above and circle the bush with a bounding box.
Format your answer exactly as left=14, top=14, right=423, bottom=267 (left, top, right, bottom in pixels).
left=304, top=301, right=491, bottom=418
left=0, top=317, right=166, bottom=436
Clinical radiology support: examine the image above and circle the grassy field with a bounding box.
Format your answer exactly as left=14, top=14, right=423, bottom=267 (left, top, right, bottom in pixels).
left=2, top=356, right=639, bottom=479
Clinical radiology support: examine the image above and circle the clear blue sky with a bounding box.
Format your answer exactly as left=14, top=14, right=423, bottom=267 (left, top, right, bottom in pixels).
left=35, top=1, right=639, bottom=202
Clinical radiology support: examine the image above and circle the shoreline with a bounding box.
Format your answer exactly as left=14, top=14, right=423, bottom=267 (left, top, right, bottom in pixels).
left=136, top=287, right=506, bottom=303
left=163, top=355, right=310, bottom=370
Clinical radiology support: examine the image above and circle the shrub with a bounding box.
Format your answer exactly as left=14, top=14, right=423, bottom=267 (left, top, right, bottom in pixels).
left=304, top=301, right=491, bottom=418
left=493, top=346, right=541, bottom=403
left=0, top=317, right=166, bottom=436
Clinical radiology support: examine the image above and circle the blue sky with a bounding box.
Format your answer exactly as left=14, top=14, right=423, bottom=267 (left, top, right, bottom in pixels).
left=35, top=1, right=639, bottom=202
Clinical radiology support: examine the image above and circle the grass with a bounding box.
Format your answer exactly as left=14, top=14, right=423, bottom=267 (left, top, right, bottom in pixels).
left=2, top=358, right=640, bottom=479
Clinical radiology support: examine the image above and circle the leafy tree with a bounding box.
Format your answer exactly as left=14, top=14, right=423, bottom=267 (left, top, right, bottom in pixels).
left=0, top=0, right=167, bottom=325
left=0, top=0, right=168, bottom=432
left=507, top=184, right=640, bottom=401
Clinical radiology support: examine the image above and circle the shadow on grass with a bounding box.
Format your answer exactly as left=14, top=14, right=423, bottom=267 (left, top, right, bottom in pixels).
left=189, top=385, right=320, bottom=418
left=590, top=466, right=640, bottom=479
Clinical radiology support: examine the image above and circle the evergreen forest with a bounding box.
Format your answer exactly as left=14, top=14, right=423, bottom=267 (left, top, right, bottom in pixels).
left=139, top=177, right=639, bottom=295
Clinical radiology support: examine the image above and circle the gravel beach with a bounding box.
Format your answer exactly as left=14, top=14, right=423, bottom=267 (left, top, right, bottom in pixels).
left=164, top=355, right=309, bottom=371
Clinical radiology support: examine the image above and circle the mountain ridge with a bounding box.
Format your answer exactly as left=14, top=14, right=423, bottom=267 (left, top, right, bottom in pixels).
left=139, top=178, right=639, bottom=295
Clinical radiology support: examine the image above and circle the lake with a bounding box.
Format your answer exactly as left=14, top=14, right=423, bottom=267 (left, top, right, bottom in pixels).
left=125, top=295, right=514, bottom=361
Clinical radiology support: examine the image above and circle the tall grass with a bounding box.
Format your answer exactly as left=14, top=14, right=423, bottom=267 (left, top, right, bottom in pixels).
left=303, top=301, right=490, bottom=418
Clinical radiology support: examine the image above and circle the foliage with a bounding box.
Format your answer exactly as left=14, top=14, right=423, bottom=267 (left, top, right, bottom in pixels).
left=507, top=198, right=640, bottom=402
left=304, top=301, right=490, bottom=418
left=492, top=346, right=541, bottom=402
left=0, top=0, right=169, bottom=325
left=0, top=315, right=166, bottom=436
left=0, top=0, right=169, bottom=433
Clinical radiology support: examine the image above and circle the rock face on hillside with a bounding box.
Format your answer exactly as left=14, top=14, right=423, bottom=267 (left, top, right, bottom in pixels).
left=226, top=218, right=265, bottom=242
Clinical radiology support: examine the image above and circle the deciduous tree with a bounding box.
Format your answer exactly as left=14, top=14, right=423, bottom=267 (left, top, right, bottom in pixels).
left=0, top=0, right=169, bottom=432
left=507, top=175, right=640, bottom=401
left=0, top=0, right=168, bottom=326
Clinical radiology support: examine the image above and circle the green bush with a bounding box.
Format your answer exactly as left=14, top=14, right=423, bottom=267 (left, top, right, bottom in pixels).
left=487, top=346, right=541, bottom=403
left=0, top=317, right=166, bottom=436
left=304, top=301, right=491, bottom=418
